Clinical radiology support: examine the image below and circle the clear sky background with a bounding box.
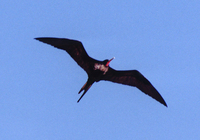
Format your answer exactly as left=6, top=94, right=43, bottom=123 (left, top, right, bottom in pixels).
left=1, top=0, right=200, bottom=139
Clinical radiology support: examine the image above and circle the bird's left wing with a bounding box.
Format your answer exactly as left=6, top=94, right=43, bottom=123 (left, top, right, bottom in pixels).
left=35, top=37, right=95, bottom=74
left=102, top=68, right=167, bottom=107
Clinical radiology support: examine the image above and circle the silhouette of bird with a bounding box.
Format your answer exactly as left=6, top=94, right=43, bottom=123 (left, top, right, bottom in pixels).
left=35, top=37, right=167, bottom=107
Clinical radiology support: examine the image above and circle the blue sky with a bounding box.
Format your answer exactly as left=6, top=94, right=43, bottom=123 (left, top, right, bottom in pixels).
left=1, top=0, right=200, bottom=139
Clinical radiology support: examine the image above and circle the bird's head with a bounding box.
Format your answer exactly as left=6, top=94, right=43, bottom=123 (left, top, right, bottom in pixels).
left=104, top=57, right=115, bottom=67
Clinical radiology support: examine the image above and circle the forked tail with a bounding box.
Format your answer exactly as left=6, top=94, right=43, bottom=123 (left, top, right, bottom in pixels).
left=77, top=78, right=94, bottom=103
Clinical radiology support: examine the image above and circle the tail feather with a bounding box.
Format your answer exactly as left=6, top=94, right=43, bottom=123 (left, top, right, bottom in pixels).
left=78, top=82, right=87, bottom=94
left=77, top=79, right=94, bottom=103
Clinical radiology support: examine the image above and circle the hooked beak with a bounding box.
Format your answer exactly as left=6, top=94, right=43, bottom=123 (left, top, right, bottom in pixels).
left=106, top=57, right=115, bottom=66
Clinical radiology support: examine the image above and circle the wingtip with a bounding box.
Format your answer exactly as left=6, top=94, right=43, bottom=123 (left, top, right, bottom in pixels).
left=34, top=37, right=41, bottom=41
left=164, top=103, right=168, bottom=107
left=160, top=100, right=168, bottom=107
left=34, top=37, right=42, bottom=41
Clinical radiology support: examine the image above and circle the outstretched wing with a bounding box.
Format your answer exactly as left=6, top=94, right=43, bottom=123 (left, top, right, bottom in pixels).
left=35, top=37, right=95, bottom=74
left=103, top=68, right=167, bottom=107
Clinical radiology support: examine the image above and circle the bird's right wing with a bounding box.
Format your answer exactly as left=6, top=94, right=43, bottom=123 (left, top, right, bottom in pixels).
left=35, top=37, right=95, bottom=74
left=102, top=68, right=167, bottom=107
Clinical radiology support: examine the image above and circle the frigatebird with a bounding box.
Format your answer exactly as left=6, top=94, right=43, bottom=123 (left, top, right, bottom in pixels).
left=35, top=37, right=167, bottom=107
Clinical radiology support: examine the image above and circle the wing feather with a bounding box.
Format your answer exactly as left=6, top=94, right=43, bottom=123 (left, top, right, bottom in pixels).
left=103, top=68, right=167, bottom=107
left=35, top=37, right=95, bottom=74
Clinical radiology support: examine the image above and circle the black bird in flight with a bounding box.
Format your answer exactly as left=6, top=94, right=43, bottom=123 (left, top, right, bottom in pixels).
left=35, top=37, right=167, bottom=107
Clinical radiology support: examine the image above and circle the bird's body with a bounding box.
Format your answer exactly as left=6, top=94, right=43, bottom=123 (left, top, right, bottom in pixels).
left=35, top=37, right=167, bottom=107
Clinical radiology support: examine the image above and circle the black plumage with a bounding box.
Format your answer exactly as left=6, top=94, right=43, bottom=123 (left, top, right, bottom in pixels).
left=35, top=37, right=167, bottom=107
